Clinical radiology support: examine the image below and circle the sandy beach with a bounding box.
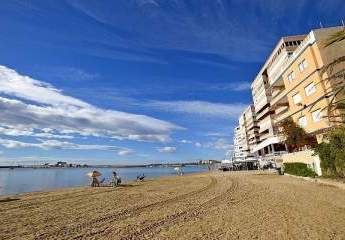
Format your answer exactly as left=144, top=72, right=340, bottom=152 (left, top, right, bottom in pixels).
left=1, top=171, right=345, bottom=240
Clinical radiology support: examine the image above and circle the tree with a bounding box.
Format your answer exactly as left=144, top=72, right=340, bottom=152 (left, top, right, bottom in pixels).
left=279, top=118, right=316, bottom=152
left=313, top=126, right=345, bottom=177
left=323, top=28, right=345, bottom=47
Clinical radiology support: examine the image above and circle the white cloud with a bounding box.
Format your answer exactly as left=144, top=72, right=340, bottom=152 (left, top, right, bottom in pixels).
left=204, top=138, right=233, bottom=150
left=210, top=82, right=252, bottom=92
left=0, top=125, right=74, bottom=139
left=0, top=66, right=87, bottom=107
left=45, top=67, right=100, bottom=81
left=179, top=139, right=192, bottom=144
left=205, top=132, right=231, bottom=137
left=0, top=138, right=132, bottom=155
left=117, top=149, right=134, bottom=156
left=0, top=65, right=181, bottom=142
left=228, top=82, right=252, bottom=91
left=195, top=138, right=233, bottom=150
left=158, top=146, right=177, bottom=153
left=148, top=100, right=247, bottom=118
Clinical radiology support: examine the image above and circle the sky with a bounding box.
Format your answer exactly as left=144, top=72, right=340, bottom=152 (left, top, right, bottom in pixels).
left=0, top=0, right=344, bottom=165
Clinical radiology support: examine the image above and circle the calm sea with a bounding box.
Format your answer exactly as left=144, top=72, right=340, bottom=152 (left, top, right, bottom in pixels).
left=0, top=166, right=207, bottom=196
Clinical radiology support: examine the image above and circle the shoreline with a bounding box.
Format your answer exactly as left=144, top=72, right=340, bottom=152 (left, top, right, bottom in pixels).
left=0, top=163, right=202, bottom=169
left=0, top=167, right=209, bottom=197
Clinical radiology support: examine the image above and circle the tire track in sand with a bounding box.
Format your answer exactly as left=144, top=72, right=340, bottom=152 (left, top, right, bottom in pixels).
left=118, top=177, right=242, bottom=240
left=34, top=176, right=217, bottom=240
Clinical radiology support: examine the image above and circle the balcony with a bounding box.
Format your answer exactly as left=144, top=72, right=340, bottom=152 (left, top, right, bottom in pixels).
left=268, top=33, right=315, bottom=87
left=256, top=107, right=271, bottom=121
left=275, top=105, right=289, bottom=115
left=274, top=107, right=291, bottom=124
left=271, top=89, right=288, bottom=107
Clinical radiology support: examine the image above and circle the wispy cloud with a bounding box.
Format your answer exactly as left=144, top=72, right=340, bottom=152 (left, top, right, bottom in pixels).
left=0, top=125, right=74, bottom=139
left=0, top=138, right=132, bottom=156
left=204, top=82, right=252, bottom=92
left=62, top=0, right=275, bottom=63
left=157, top=146, right=177, bottom=153
left=38, top=66, right=101, bottom=82
left=147, top=100, right=247, bottom=118
left=205, top=132, right=231, bottom=137
left=117, top=149, right=135, bottom=156
left=195, top=138, right=233, bottom=151
left=0, top=65, right=181, bottom=143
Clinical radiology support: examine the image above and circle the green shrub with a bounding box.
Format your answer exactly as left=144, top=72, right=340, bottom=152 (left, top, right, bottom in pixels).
left=283, top=162, right=317, bottom=177
left=313, top=126, right=345, bottom=178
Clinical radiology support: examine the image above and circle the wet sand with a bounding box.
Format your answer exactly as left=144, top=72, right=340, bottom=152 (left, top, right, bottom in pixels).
left=1, top=171, right=344, bottom=240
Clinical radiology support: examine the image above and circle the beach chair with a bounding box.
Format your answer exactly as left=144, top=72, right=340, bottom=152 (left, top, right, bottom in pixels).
left=137, top=174, right=145, bottom=181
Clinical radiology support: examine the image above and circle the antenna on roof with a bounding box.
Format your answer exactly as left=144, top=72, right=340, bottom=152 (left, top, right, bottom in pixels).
left=319, top=21, right=324, bottom=28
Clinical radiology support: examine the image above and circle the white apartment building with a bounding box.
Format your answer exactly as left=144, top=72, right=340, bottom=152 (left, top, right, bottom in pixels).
left=251, top=35, right=307, bottom=159
left=232, top=125, right=247, bottom=161
left=232, top=105, right=258, bottom=161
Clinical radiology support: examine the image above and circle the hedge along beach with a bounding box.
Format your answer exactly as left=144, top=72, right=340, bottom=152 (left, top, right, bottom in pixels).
left=1, top=171, right=344, bottom=240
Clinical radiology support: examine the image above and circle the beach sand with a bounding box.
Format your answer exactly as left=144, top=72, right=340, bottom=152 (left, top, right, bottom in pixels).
left=1, top=171, right=344, bottom=240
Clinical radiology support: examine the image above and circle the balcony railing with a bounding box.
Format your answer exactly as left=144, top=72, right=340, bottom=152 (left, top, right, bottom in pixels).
left=271, top=89, right=288, bottom=107
left=275, top=105, right=289, bottom=115
left=273, top=108, right=291, bottom=124
left=268, top=33, right=315, bottom=86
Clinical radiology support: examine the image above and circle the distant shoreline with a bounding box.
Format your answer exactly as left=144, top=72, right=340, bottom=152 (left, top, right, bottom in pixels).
left=0, top=162, right=202, bottom=169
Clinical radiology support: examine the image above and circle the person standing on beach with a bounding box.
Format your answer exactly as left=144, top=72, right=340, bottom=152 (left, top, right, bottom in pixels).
left=111, top=171, right=121, bottom=187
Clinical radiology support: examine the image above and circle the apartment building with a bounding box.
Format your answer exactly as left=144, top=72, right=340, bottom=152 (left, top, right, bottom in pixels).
left=232, top=105, right=258, bottom=161
left=242, top=105, right=260, bottom=152
left=270, top=26, right=345, bottom=143
left=234, top=26, right=345, bottom=162
left=232, top=125, right=247, bottom=161
left=251, top=35, right=306, bottom=159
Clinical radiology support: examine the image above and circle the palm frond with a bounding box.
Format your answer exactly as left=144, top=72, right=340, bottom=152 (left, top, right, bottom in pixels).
left=323, top=29, right=345, bottom=48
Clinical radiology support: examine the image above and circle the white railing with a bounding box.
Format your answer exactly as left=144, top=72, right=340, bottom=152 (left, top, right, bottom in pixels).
left=268, top=32, right=316, bottom=86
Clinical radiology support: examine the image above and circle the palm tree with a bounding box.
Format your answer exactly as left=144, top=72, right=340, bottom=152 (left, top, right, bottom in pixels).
left=309, top=27, right=345, bottom=124
left=323, top=28, right=345, bottom=47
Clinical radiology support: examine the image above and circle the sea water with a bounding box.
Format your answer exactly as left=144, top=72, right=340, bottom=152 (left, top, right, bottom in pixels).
left=0, top=166, right=207, bottom=195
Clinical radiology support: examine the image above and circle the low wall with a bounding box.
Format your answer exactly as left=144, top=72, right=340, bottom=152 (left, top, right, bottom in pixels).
left=282, top=150, right=322, bottom=176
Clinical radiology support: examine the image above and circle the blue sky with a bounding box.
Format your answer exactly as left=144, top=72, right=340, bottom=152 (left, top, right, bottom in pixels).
left=0, top=0, right=344, bottom=165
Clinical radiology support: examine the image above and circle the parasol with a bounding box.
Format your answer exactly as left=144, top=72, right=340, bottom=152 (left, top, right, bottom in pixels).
left=87, top=170, right=102, bottom=178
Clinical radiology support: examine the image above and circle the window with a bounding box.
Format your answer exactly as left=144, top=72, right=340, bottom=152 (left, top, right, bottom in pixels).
left=298, top=116, right=307, bottom=127
left=312, top=109, right=322, bottom=122
left=292, top=93, right=302, bottom=104
left=287, top=71, right=295, bottom=82
left=305, top=82, right=316, bottom=96
left=299, top=59, right=308, bottom=72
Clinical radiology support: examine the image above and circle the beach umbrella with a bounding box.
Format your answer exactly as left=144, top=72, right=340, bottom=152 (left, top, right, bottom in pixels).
left=87, top=170, right=102, bottom=178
